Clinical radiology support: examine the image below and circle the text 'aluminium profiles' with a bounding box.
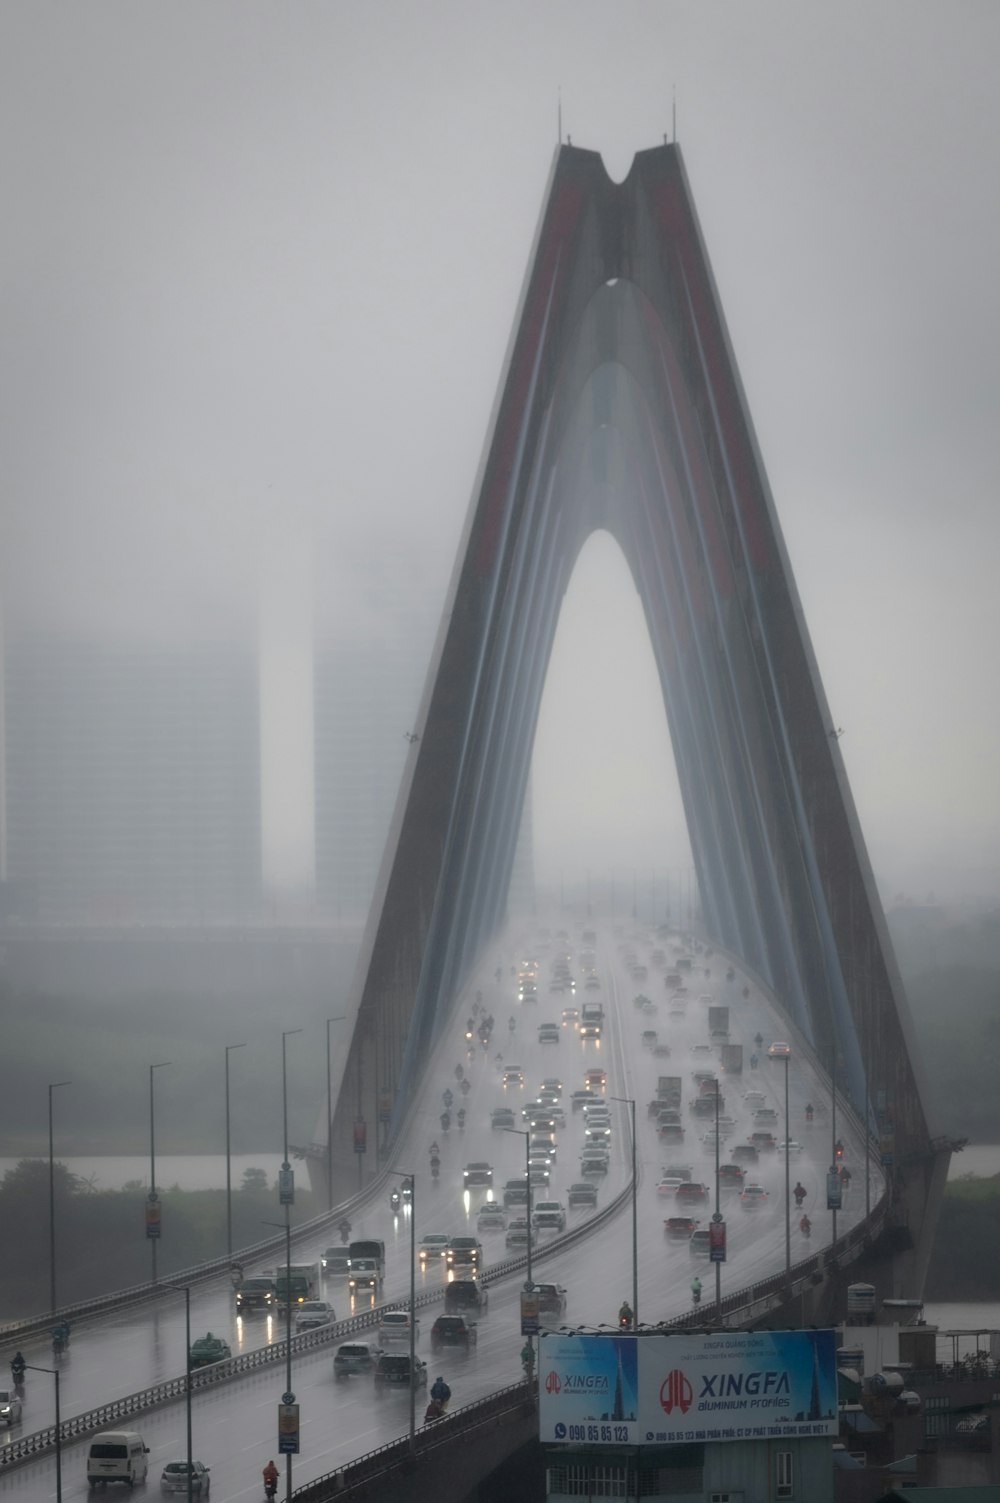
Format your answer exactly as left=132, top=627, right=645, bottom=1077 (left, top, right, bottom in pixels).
left=538, top=1329, right=838, bottom=1447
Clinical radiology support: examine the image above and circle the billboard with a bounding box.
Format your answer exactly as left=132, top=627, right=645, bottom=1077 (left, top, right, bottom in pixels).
left=539, top=1329, right=838, bottom=1446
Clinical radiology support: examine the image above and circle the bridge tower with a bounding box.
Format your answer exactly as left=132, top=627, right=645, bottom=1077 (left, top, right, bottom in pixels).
left=328, top=143, right=946, bottom=1295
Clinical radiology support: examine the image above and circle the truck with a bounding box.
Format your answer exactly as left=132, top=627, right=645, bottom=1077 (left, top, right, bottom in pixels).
left=275, top=1263, right=319, bottom=1308
left=720, top=1043, right=744, bottom=1074
left=347, top=1239, right=385, bottom=1294
left=657, top=1075, right=682, bottom=1102
left=580, top=1000, right=604, bottom=1039
left=708, top=1005, right=730, bottom=1041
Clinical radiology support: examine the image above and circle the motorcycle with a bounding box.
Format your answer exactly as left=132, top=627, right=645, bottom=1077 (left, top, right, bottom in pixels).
left=691, top=1283, right=702, bottom=1306
left=52, top=1325, right=69, bottom=1353
left=456, top=1108, right=466, bottom=1130
left=459, top=1077, right=471, bottom=1096
left=338, top=1219, right=352, bottom=1244
left=10, top=1361, right=26, bottom=1388
left=430, top=1156, right=440, bottom=1181
left=440, top=1111, right=451, bottom=1132
left=389, top=1190, right=401, bottom=1214
left=800, top=1216, right=811, bottom=1238
left=264, top=1477, right=278, bottom=1500
left=443, top=1088, right=454, bottom=1109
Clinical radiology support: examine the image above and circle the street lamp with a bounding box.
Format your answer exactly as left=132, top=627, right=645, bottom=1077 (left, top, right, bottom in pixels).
left=782, top=1052, right=791, bottom=1275
left=503, top=1128, right=533, bottom=1287
left=149, top=1061, right=170, bottom=1284
left=25, top=1365, right=61, bottom=1501
left=224, top=1044, right=246, bottom=1263
left=263, top=1217, right=295, bottom=1502
left=48, top=1080, right=71, bottom=1314
left=162, top=1283, right=193, bottom=1503
left=390, top=1170, right=417, bottom=1453
left=326, top=1016, right=346, bottom=1210
left=611, top=1097, right=638, bottom=1326
left=279, top=1028, right=301, bottom=1503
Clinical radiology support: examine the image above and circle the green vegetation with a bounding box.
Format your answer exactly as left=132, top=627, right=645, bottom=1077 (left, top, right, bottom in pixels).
left=0, top=1158, right=324, bottom=1323
left=925, top=1173, right=1000, bottom=1300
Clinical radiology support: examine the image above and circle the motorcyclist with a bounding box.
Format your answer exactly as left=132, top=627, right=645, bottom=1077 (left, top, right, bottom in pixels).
left=443, top=1087, right=454, bottom=1109
left=428, top=1142, right=440, bottom=1158
left=389, top=1189, right=401, bottom=1212
left=754, top=1032, right=763, bottom=1049
left=430, top=1374, right=451, bottom=1408
left=440, top=1111, right=451, bottom=1131
left=262, top=1459, right=279, bottom=1497
left=805, top=1103, right=814, bottom=1123
left=800, top=1214, right=812, bottom=1236
left=691, top=1276, right=702, bottom=1304
left=11, top=1351, right=26, bottom=1382
left=508, top=1016, right=516, bottom=1034
left=430, top=1153, right=440, bottom=1180
left=839, top=1164, right=852, bottom=1186
left=459, top=1077, right=471, bottom=1095
left=520, top=1341, right=535, bottom=1375
left=793, top=1181, right=806, bottom=1208
left=618, top=1300, right=633, bottom=1329
left=749, top=1052, right=759, bottom=1070
left=338, top=1217, right=352, bottom=1243
left=456, top=1107, right=466, bottom=1129
left=52, top=1320, right=70, bottom=1349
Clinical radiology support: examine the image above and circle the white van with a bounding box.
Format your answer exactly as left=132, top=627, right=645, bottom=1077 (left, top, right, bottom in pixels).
left=86, top=1431, right=149, bottom=1488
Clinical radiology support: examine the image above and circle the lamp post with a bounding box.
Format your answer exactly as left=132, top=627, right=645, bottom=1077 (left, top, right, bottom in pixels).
left=611, top=1097, right=638, bottom=1326
left=279, top=1028, right=301, bottom=1503
left=390, top=1170, right=417, bottom=1453
left=25, top=1365, right=61, bottom=1500
left=326, top=1016, right=346, bottom=1210
left=503, top=1127, right=533, bottom=1287
left=782, top=1053, right=792, bottom=1275
left=714, top=1079, right=722, bottom=1320
left=163, top=1283, right=192, bottom=1503
left=149, top=1061, right=170, bottom=1284
left=224, top=1044, right=246, bottom=1263
left=48, top=1080, right=71, bottom=1314
left=264, top=1216, right=295, bottom=1502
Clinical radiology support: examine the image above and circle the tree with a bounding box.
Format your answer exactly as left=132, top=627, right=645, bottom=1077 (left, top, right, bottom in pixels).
left=241, top=1167, right=268, bottom=1192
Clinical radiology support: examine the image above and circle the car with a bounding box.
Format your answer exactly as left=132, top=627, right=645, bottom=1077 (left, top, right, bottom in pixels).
left=653, top=1042, right=672, bottom=1057
left=528, top=1126, right=556, bottom=1153
left=689, top=1229, right=712, bottom=1259
left=379, top=1309, right=419, bottom=1343
left=541, top=1076, right=564, bottom=1097
left=419, top=1233, right=451, bottom=1261
left=740, top=1183, right=770, bottom=1209
left=776, top=1140, right=803, bottom=1155
left=538, top=1023, right=561, bottom=1044
left=675, top=1181, right=710, bottom=1204
left=490, top=1106, right=516, bottom=1130
left=333, top=1341, right=377, bottom=1378
left=580, top=1151, right=609, bottom=1176
left=445, top=1278, right=489, bottom=1314
left=584, top=1068, right=607, bottom=1092
left=235, top=1275, right=278, bottom=1313
left=294, top=1300, right=336, bottom=1331
left=523, top=1101, right=557, bottom=1127
left=527, top=1159, right=551, bottom=1186
left=567, top=1181, right=598, bottom=1208
left=503, top=1064, right=525, bottom=1088
left=750, top=1131, right=777, bottom=1152
left=446, top=1237, right=482, bottom=1268
left=662, top=1162, right=693, bottom=1182
left=658, top=1123, right=686, bottom=1144
left=665, top=1216, right=700, bottom=1240
left=532, top=1200, right=567, bottom=1232
left=743, top=1090, right=767, bottom=1109
left=476, top=1202, right=507, bottom=1231
left=0, top=1388, right=22, bottom=1425
left=731, top=1143, right=759, bottom=1166
left=656, top=1174, right=684, bottom=1196
left=692, top=1043, right=713, bottom=1058
left=719, top=1162, right=746, bottom=1188
left=506, top=1216, right=530, bottom=1248
left=533, top=1282, right=567, bottom=1318
left=570, top=1089, right=600, bottom=1112
left=189, top=1335, right=232, bottom=1368
left=431, top=1314, right=477, bottom=1350
left=584, top=974, right=601, bottom=990
left=767, top=1041, right=791, bottom=1059
left=463, top=1161, right=494, bottom=1187
left=585, top=1122, right=611, bottom=1144
left=641, top=1030, right=658, bottom=1049
left=160, top=1460, right=211, bottom=1494
left=561, top=1007, right=580, bottom=1027
left=374, top=1352, right=427, bottom=1387
left=752, top=1107, right=780, bottom=1126
left=503, top=1176, right=529, bottom=1208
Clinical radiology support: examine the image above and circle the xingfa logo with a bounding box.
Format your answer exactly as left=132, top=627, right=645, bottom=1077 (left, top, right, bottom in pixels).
left=659, top=1368, right=693, bottom=1416
left=545, top=1371, right=562, bottom=1395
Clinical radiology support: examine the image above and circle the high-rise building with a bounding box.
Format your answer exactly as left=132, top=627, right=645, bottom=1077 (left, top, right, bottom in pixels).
left=3, top=633, right=261, bottom=921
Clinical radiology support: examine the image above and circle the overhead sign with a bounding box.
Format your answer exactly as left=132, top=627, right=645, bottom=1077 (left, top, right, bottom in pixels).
left=538, top=1329, right=838, bottom=1446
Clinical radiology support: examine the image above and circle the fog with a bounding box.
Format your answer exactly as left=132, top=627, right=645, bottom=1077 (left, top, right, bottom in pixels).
left=2, top=2, right=998, bottom=908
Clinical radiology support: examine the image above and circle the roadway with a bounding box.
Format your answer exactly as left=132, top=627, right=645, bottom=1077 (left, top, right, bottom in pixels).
left=1, top=918, right=881, bottom=1499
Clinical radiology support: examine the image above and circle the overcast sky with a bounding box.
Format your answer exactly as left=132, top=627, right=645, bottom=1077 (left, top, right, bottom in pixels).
left=2, top=2, right=998, bottom=908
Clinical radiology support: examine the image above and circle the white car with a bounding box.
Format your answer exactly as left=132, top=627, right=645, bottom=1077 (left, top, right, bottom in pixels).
left=419, top=1233, right=450, bottom=1261
left=776, top=1140, right=803, bottom=1155
left=379, top=1309, right=419, bottom=1343
left=294, top=1300, right=336, bottom=1331
left=160, top=1460, right=210, bottom=1494
left=0, top=1389, right=22, bottom=1425
left=532, top=1200, right=567, bottom=1232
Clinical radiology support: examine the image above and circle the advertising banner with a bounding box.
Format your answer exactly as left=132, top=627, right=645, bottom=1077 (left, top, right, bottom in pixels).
left=539, top=1329, right=838, bottom=1446
left=709, top=1217, right=726, bottom=1263
left=826, top=1171, right=843, bottom=1211
left=277, top=1403, right=300, bottom=1454
left=521, top=1288, right=541, bottom=1336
